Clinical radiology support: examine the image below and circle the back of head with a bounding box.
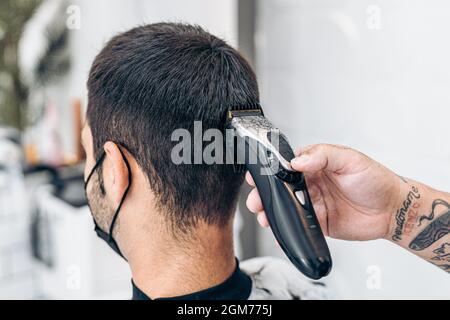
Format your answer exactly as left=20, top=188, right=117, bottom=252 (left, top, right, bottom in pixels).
left=87, top=22, right=259, bottom=233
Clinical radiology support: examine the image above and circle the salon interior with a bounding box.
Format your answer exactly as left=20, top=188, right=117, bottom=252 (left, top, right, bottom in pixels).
left=0, top=0, right=449, bottom=299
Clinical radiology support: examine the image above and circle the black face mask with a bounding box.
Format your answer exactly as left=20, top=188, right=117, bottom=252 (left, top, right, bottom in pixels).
left=84, top=147, right=132, bottom=260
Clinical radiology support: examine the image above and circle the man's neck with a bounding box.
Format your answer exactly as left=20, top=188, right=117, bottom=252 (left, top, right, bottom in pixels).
left=128, top=221, right=236, bottom=299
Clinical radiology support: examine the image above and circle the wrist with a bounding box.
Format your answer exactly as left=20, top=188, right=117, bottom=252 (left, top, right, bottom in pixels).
left=384, top=177, right=429, bottom=246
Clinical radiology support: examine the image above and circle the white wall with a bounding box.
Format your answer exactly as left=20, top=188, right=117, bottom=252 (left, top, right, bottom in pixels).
left=256, top=0, right=450, bottom=299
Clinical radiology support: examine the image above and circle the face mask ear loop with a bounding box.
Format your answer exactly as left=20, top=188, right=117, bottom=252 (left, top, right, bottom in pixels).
left=84, top=151, right=106, bottom=189
left=108, top=147, right=132, bottom=240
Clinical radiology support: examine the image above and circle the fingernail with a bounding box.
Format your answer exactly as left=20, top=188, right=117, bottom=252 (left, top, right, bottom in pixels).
left=292, top=155, right=310, bottom=166
left=257, top=214, right=264, bottom=226
left=257, top=214, right=268, bottom=227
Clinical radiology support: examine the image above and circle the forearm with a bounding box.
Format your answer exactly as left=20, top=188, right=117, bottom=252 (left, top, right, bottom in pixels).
left=386, top=178, right=450, bottom=273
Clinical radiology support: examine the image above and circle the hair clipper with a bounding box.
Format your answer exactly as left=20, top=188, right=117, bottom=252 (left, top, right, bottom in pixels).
left=227, top=107, right=332, bottom=280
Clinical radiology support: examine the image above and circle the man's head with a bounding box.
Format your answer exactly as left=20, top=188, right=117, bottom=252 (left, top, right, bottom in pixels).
left=82, top=22, right=259, bottom=256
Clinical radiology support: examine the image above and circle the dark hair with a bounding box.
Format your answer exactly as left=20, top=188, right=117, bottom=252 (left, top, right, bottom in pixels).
left=87, top=22, right=259, bottom=232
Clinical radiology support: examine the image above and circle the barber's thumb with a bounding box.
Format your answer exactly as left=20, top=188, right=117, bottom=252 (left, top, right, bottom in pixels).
left=291, top=154, right=312, bottom=171
left=291, top=144, right=351, bottom=173
left=290, top=145, right=330, bottom=173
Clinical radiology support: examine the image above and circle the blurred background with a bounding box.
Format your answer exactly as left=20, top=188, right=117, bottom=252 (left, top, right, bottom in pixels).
left=0, top=0, right=449, bottom=299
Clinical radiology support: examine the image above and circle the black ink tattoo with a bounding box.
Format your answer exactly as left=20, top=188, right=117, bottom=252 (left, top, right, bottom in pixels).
left=392, top=186, right=421, bottom=242
left=438, top=264, right=450, bottom=271
left=431, top=243, right=450, bottom=273
left=409, top=200, right=450, bottom=251
left=432, top=242, right=450, bottom=261
left=417, top=199, right=449, bottom=226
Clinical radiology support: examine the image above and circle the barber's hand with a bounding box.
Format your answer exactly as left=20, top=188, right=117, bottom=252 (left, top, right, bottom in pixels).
left=246, top=144, right=403, bottom=241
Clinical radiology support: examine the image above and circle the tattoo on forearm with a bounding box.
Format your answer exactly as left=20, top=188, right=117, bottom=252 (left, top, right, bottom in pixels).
left=431, top=242, right=450, bottom=273
left=392, top=186, right=421, bottom=242
left=409, top=199, right=450, bottom=251
left=417, top=199, right=448, bottom=226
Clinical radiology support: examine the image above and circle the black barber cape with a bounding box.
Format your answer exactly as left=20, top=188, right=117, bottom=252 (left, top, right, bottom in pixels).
left=132, top=257, right=330, bottom=300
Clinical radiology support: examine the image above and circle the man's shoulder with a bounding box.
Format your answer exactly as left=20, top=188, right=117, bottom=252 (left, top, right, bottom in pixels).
left=240, top=257, right=331, bottom=300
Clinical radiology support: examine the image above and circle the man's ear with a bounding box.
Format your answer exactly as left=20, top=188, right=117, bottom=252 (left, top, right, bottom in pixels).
left=102, top=141, right=130, bottom=207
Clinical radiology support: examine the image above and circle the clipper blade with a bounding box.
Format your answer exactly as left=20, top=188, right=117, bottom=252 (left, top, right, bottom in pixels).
left=227, top=102, right=263, bottom=173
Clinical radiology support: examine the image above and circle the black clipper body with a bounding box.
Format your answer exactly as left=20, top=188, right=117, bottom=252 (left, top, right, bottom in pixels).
left=227, top=109, right=332, bottom=280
